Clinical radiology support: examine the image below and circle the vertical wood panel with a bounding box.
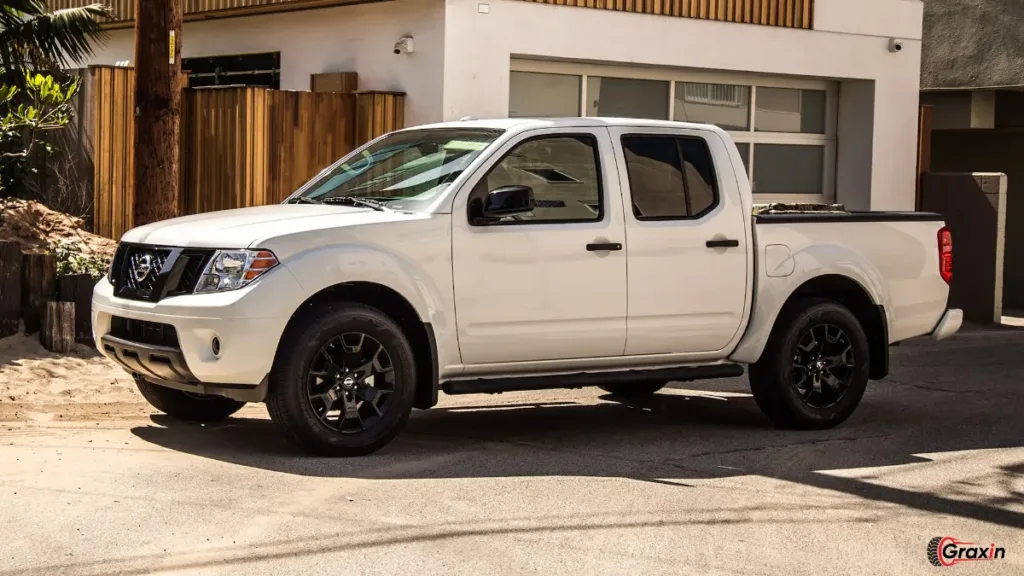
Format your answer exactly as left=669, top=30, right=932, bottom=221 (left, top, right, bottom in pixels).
left=505, top=0, right=812, bottom=28
left=57, top=0, right=814, bottom=30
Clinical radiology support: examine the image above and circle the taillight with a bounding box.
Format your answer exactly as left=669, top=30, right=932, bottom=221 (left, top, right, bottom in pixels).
left=938, top=226, right=953, bottom=284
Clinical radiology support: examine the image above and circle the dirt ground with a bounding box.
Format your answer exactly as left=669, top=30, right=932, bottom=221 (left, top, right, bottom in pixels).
left=0, top=334, right=149, bottom=423
left=0, top=328, right=1022, bottom=575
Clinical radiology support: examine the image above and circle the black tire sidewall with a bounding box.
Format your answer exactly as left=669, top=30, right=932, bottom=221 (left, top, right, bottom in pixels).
left=135, top=377, right=245, bottom=422
left=270, top=304, right=416, bottom=455
left=766, top=301, right=870, bottom=427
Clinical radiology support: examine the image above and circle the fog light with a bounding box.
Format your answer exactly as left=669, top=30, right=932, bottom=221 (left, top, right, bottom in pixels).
left=211, top=336, right=221, bottom=357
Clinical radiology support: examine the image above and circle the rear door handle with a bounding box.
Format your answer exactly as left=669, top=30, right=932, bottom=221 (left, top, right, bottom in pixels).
left=706, top=239, right=740, bottom=249
left=587, top=243, right=623, bottom=252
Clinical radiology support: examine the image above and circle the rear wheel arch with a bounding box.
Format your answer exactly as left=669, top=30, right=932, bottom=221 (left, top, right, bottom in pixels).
left=774, top=274, right=889, bottom=380
left=274, top=281, right=439, bottom=410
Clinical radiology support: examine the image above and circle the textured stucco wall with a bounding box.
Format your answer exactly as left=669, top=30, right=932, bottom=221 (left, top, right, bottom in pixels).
left=923, top=0, right=1024, bottom=89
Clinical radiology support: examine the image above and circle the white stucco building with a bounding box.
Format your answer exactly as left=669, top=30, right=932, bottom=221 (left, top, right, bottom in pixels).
left=76, top=0, right=925, bottom=210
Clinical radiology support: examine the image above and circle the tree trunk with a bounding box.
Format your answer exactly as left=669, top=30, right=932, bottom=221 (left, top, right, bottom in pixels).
left=0, top=242, right=21, bottom=338
left=21, top=253, right=56, bottom=334
left=132, top=0, right=183, bottom=227
left=59, top=274, right=98, bottom=346
left=41, top=302, right=76, bottom=354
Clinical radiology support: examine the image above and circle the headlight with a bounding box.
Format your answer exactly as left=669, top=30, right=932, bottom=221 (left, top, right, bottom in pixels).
left=195, top=250, right=279, bottom=293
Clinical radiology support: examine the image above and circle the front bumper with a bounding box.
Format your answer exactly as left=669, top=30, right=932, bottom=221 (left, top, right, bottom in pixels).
left=931, top=308, right=963, bottom=341
left=92, top=267, right=303, bottom=393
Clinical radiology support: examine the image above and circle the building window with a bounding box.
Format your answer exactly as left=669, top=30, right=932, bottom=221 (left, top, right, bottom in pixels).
left=752, top=144, right=824, bottom=195
left=585, top=77, right=669, bottom=120
left=508, top=62, right=837, bottom=201
left=509, top=72, right=581, bottom=118
left=754, top=87, right=827, bottom=134
left=674, top=82, right=751, bottom=131
left=183, top=52, right=281, bottom=89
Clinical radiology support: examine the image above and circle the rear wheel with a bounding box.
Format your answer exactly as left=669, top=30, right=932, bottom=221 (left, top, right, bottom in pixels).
left=749, top=299, right=869, bottom=429
left=135, top=377, right=245, bottom=423
left=599, top=381, right=667, bottom=399
left=267, top=303, right=416, bottom=457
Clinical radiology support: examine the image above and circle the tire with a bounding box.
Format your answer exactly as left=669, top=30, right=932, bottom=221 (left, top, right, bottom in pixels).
left=599, top=380, right=667, bottom=399
left=748, top=298, right=870, bottom=430
left=135, top=377, right=245, bottom=423
left=266, top=303, right=416, bottom=457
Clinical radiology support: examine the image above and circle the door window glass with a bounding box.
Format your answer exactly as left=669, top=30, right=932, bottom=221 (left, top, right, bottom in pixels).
left=622, top=135, right=718, bottom=219
left=473, top=135, right=602, bottom=224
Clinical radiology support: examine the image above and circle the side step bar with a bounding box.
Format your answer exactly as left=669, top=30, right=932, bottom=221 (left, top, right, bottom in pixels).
left=441, top=363, right=745, bottom=395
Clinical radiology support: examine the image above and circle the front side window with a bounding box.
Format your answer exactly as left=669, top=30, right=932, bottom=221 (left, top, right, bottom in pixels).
left=622, top=135, right=718, bottom=220
left=471, top=135, right=603, bottom=224
left=292, top=128, right=504, bottom=211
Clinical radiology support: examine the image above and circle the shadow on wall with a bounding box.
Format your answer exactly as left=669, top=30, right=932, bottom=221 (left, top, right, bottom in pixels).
left=920, top=172, right=1006, bottom=322
left=931, top=130, right=1024, bottom=309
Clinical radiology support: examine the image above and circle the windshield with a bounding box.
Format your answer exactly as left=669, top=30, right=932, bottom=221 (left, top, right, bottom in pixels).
left=290, top=128, right=505, bottom=211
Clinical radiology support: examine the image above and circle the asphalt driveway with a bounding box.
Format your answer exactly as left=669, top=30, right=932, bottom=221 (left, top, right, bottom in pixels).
left=1, top=327, right=1022, bottom=575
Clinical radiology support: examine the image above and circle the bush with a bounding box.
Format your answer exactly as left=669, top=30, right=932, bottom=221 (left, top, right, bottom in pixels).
left=49, top=239, right=110, bottom=279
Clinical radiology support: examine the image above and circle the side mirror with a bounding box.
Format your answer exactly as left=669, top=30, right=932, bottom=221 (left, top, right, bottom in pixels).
left=481, top=184, right=536, bottom=218
left=481, top=185, right=535, bottom=219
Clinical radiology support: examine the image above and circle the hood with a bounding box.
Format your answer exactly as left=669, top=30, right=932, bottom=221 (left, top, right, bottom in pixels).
left=121, top=204, right=418, bottom=248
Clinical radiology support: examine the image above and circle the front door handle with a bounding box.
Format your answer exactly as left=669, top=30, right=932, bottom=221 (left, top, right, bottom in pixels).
left=587, top=243, right=623, bottom=252
left=706, top=239, right=740, bottom=249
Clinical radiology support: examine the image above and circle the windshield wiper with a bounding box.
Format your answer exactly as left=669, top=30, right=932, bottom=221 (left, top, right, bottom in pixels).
left=320, top=196, right=388, bottom=211
left=285, top=197, right=322, bottom=205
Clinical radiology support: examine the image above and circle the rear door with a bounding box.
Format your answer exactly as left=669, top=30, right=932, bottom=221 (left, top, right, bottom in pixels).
left=608, top=127, right=749, bottom=356
left=451, top=127, right=628, bottom=365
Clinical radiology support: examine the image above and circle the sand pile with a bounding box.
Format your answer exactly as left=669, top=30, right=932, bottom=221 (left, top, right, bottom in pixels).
left=0, top=333, right=139, bottom=407
left=0, top=198, right=116, bottom=256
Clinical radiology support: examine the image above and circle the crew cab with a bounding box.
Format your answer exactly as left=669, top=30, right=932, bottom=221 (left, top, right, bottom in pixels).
left=92, top=118, right=963, bottom=456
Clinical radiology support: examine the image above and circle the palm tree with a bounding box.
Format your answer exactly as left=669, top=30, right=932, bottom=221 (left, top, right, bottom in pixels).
left=0, top=1, right=111, bottom=78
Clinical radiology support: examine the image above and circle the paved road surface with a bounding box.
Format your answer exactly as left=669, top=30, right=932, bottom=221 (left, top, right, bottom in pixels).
left=2, top=328, right=1023, bottom=575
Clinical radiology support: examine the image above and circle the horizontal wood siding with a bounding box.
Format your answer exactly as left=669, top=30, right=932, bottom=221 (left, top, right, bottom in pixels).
left=520, top=0, right=813, bottom=28
left=48, top=0, right=363, bottom=26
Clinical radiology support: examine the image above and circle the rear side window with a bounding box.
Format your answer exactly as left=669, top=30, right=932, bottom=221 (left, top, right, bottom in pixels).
left=621, top=135, right=718, bottom=220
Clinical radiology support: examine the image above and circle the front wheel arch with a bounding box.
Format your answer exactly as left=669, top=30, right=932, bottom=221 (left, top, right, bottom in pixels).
left=273, top=282, right=439, bottom=410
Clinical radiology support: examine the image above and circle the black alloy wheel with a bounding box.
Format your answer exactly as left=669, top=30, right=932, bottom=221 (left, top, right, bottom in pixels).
left=306, top=332, right=396, bottom=433
left=791, top=323, right=855, bottom=409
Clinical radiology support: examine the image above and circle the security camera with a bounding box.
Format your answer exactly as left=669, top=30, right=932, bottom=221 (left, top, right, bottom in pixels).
left=888, top=38, right=904, bottom=53
left=394, top=36, right=414, bottom=55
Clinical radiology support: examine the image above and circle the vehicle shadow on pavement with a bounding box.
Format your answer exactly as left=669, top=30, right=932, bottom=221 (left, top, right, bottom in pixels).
left=131, top=334, right=1024, bottom=530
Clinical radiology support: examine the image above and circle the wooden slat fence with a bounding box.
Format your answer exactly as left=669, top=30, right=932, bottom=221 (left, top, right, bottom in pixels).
left=91, top=67, right=361, bottom=239
left=520, top=0, right=814, bottom=29
left=91, top=66, right=135, bottom=240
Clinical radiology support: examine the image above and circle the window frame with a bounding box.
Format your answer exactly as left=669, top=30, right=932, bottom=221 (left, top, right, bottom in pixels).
left=466, top=132, right=606, bottom=227
left=509, top=59, right=838, bottom=204
left=620, top=133, right=721, bottom=222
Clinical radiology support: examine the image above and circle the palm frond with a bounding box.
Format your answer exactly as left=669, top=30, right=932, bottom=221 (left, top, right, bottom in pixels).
left=0, top=3, right=111, bottom=76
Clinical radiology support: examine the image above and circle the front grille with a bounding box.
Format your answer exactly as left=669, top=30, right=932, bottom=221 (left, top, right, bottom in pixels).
left=112, top=244, right=214, bottom=302
left=109, top=316, right=180, bottom=348
left=123, top=248, right=170, bottom=294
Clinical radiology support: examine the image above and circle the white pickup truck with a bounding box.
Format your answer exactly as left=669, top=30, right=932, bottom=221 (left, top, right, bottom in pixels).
left=93, top=118, right=962, bottom=456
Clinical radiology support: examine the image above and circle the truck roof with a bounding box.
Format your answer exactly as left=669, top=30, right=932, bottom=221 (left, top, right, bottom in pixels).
left=406, top=117, right=728, bottom=136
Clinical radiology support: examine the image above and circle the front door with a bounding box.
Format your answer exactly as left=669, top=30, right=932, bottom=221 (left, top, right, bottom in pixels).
left=610, top=128, right=750, bottom=356
left=451, top=128, right=627, bottom=365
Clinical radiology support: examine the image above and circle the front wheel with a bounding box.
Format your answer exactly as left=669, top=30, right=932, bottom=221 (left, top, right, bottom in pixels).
left=748, top=299, right=870, bottom=430
left=266, top=303, right=416, bottom=457
left=135, top=377, right=246, bottom=423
